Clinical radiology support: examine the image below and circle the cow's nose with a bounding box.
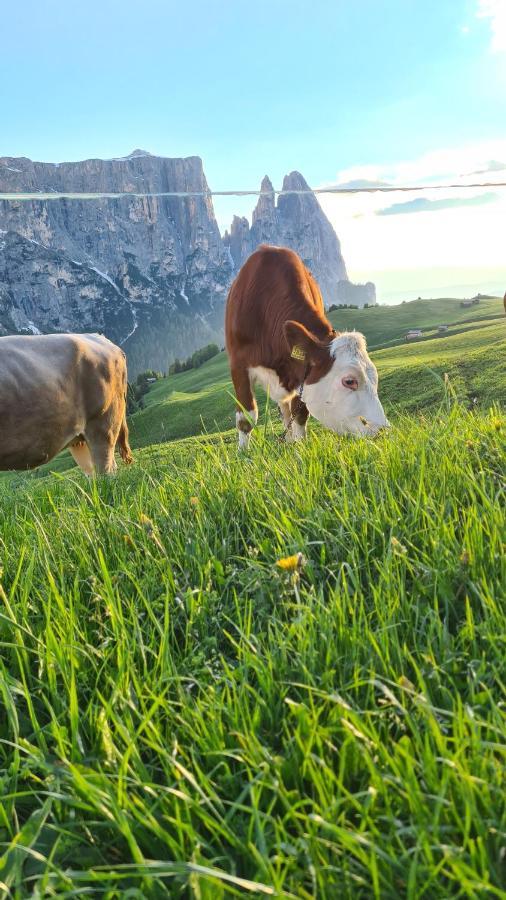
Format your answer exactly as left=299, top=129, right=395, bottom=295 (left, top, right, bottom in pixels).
left=367, top=421, right=390, bottom=437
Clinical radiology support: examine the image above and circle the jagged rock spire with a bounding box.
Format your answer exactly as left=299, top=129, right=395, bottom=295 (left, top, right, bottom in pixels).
left=281, top=170, right=310, bottom=191
left=252, top=175, right=276, bottom=225
left=278, top=171, right=319, bottom=217
left=223, top=215, right=251, bottom=271
left=226, top=168, right=352, bottom=303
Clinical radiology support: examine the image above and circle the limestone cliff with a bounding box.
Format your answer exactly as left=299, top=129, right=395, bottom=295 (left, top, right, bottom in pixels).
left=0, top=151, right=232, bottom=374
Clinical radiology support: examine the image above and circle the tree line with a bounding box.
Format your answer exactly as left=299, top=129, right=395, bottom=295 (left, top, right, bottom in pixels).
left=168, top=342, right=220, bottom=375
left=127, top=343, right=221, bottom=413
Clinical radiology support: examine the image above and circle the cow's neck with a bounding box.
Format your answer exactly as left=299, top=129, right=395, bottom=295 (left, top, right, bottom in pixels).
left=278, top=353, right=332, bottom=394
left=299, top=311, right=335, bottom=343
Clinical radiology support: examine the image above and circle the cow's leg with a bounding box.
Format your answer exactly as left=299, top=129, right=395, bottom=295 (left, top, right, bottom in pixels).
left=84, top=418, right=118, bottom=475
left=116, top=416, right=133, bottom=465
left=68, top=439, right=95, bottom=475
left=289, top=396, right=309, bottom=441
left=231, top=366, right=257, bottom=450
left=278, top=396, right=308, bottom=441
left=278, top=398, right=292, bottom=432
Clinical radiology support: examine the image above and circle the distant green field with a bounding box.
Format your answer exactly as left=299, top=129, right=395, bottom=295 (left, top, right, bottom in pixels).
left=127, top=306, right=505, bottom=449
left=327, top=295, right=503, bottom=348
left=5, top=297, right=502, bottom=481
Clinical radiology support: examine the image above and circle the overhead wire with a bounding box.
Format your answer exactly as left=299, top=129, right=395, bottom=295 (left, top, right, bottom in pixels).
left=0, top=181, right=505, bottom=201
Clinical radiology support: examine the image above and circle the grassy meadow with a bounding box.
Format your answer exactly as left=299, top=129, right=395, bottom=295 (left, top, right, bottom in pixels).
left=127, top=297, right=505, bottom=450
left=326, top=295, right=503, bottom=349
left=0, top=296, right=505, bottom=897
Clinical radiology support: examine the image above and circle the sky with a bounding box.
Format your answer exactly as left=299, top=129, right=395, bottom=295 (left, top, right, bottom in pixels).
left=1, top=0, right=506, bottom=302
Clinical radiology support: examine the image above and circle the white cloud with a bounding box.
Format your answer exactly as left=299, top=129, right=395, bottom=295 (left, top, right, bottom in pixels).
left=326, top=139, right=506, bottom=190
left=316, top=139, right=506, bottom=300
left=478, top=0, right=506, bottom=52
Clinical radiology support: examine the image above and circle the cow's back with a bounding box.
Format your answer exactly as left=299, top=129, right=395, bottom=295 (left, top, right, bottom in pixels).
left=225, top=246, right=327, bottom=366
left=0, top=333, right=126, bottom=470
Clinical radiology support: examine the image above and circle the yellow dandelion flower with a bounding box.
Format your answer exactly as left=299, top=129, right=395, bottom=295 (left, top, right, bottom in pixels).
left=391, top=536, right=408, bottom=555
left=139, top=514, right=165, bottom=554
left=140, top=513, right=155, bottom=534
left=276, top=552, right=304, bottom=571
left=190, top=496, right=199, bottom=506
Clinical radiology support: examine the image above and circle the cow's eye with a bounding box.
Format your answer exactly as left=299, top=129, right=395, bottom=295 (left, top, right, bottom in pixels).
left=342, top=376, right=358, bottom=390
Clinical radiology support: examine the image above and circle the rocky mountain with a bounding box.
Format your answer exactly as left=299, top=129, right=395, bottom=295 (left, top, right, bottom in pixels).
left=224, top=172, right=376, bottom=309
left=0, top=151, right=231, bottom=375
left=0, top=151, right=375, bottom=375
left=335, top=279, right=376, bottom=306
left=225, top=172, right=349, bottom=305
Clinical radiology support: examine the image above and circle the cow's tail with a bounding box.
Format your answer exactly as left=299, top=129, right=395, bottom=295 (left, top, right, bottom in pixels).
left=117, top=415, right=133, bottom=465
left=118, top=354, right=134, bottom=465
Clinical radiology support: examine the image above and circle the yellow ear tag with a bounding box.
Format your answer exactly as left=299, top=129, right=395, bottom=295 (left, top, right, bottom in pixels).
left=290, top=345, right=306, bottom=361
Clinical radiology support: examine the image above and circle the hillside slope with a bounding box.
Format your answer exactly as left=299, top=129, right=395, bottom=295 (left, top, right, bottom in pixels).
left=327, top=295, right=502, bottom=347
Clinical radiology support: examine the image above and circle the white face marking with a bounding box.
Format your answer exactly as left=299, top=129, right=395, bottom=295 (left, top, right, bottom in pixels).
left=303, top=332, right=389, bottom=436
left=249, top=366, right=295, bottom=403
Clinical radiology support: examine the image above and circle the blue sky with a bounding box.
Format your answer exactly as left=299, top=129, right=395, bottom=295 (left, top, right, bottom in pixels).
left=1, top=0, right=506, bottom=299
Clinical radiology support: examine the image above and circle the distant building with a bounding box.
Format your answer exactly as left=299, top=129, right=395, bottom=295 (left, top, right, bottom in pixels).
left=405, top=329, right=422, bottom=341
left=438, top=325, right=449, bottom=333
left=460, top=299, right=475, bottom=308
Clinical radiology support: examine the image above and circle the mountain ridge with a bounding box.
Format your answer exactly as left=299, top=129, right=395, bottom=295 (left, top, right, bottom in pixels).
left=0, top=151, right=375, bottom=374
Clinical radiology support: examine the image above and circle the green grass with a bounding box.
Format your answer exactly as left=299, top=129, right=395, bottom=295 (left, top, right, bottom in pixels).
left=1, top=295, right=505, bottom=895
left=0, top=401, right=505, bottom=897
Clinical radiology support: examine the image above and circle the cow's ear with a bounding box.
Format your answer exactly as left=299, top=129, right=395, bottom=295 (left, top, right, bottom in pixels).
left=283, top=320, right=330, bottom=366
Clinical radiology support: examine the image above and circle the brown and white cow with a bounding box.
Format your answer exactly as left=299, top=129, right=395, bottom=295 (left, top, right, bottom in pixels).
left=225, top=245, right=389, bottom=449
left=0, top=332, right=133, bottom=474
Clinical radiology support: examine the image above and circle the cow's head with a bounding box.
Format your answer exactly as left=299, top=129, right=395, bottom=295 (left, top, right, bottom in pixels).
left=284, top=322, right=389, bottom=436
